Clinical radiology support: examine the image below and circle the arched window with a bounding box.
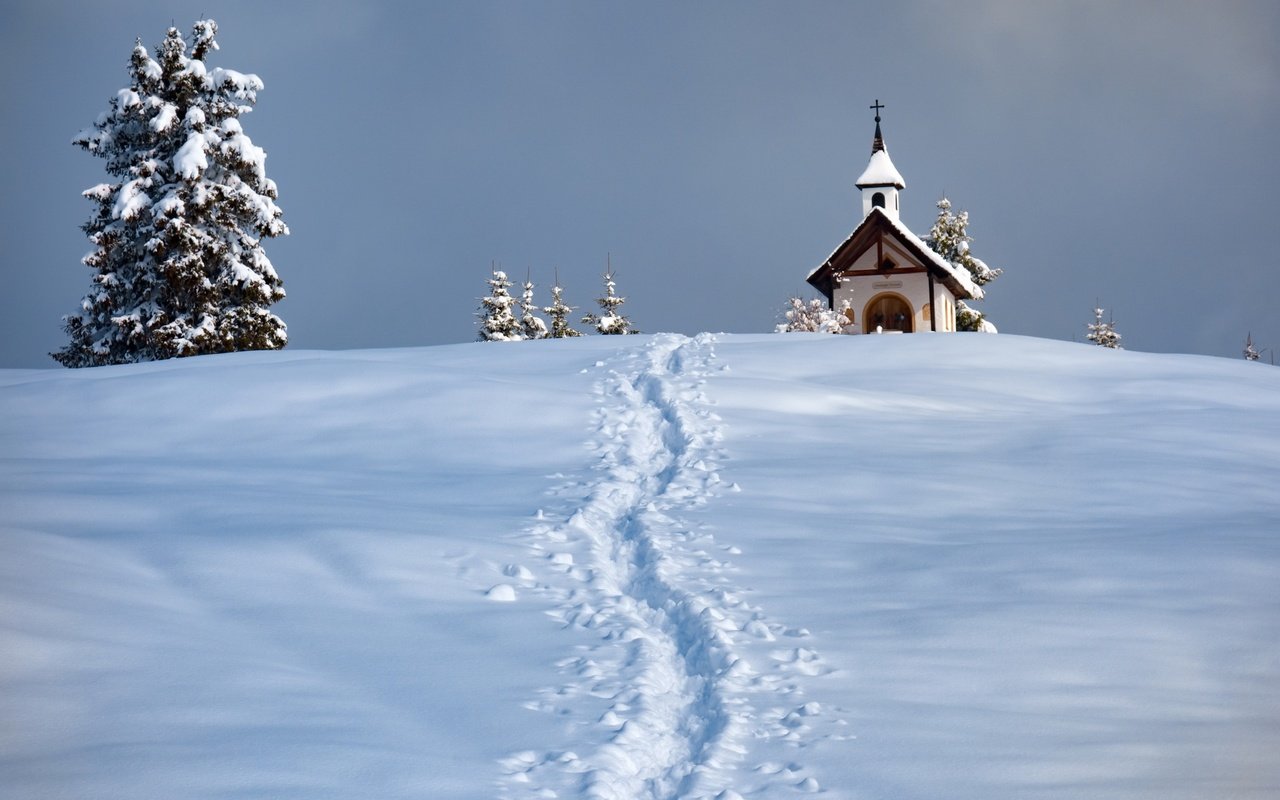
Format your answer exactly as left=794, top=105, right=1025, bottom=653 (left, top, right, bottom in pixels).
left=872, top=191, right=886, bottom=209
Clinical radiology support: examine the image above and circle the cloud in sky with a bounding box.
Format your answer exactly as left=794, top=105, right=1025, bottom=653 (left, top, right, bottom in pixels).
left=924, top=0, right=1277, bottom=109
left=1, top=1, right=1277, bottom=367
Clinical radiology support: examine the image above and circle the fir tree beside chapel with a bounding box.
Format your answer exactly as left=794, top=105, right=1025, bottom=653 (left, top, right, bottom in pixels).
left=926, top=197, right=1001, bottom=333
left=55, top=19, right=288, bottom=367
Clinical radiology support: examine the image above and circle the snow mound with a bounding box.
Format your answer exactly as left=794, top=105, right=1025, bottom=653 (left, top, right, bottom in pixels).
left=486, top=584, right=518, bottom=602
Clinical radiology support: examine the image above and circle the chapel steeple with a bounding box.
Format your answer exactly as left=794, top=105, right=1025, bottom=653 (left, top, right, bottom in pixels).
left=856, top=99, right=905, bottom=221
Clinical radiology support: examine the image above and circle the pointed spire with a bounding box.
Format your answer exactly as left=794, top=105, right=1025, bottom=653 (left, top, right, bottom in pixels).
left=856, top=98, right=904, bottom=191
left=870, top=99, right=886, bottom=154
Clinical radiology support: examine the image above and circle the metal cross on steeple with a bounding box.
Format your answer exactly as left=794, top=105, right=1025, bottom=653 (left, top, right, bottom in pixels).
left=870, top=99, right=886, bottom=153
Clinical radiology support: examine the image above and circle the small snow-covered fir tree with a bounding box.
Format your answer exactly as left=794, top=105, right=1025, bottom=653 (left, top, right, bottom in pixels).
left=543, top=277, right=582, bottom=338
left=477, top=268, right=522, bottom=341
left=582, top=267, right=636, bottom=335
left=1244, top=333, right=1261, bottom=361
left=776, top=296, right=847, bottom=333
left=926, top=197, right=1000, bottom=333
left=1086, top=305, right=1122, bottom=349
left=518, top=275, right=548, bottom=340
left=55, top=19, right=288, bottom=367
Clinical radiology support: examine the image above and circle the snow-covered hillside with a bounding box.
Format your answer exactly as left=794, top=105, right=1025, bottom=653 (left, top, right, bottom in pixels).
left=2, top=334, right=1278, bottom=799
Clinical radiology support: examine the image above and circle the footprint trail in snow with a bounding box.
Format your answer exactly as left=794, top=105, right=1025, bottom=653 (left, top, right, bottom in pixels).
left=498, top=334, right=841, bottom=799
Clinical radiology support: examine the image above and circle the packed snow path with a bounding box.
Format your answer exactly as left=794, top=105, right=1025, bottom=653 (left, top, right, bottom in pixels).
left=499, top=334, right=832, bottom=798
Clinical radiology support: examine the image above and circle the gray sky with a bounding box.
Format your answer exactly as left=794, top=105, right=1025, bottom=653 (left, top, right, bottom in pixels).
left=2, top=0, right=1277, bottom=368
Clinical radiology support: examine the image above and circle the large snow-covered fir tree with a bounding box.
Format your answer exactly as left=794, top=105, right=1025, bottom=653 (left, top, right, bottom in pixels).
left=518, top=275, right=548, bottom=340
left=926, top=197, right=1000, bottom=333
left=1086, top=305, right=1123, bottom=349
left=54, top=19, right=288, bottom=367
left=477, top=268, right=522, bottom=341
left=543, top=279, right=582, bottom=338
left=582, top=268, right=636, bottom=335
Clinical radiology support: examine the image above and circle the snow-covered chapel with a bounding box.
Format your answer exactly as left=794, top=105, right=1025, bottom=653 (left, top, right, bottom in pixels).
left=806, top=103, right=980, bottom=333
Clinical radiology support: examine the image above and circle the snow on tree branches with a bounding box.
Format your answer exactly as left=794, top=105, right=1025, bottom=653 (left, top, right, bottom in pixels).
left=582, top=268, right=636, bottom=335
left=477, top=268, right=523, bottom=341
left=927, top=197, right=1000, bottom=333
left=927, top=197, right=1001, bottom=286
left=519, top=275, right=548, bottom=340
left=54, top=19, right=288, bottom=367
left=1086, top=305, right=1123, bottom=349
left=543, top=281, right=582, bottom=338
left=477, top=263, right=637, bottom=340
left=956, top=300, right=997, bottom=334
left=776, top=297, right=853, bottom=334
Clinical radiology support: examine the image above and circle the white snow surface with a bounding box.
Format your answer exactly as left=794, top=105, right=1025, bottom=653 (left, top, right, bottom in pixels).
left=2, top=333, right=1278, bottom=799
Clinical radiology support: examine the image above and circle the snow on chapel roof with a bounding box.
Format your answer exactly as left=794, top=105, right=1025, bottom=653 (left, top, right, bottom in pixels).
left=855, top=149, right=906, bottom=189
left=805, top=206, right=983, bottom=300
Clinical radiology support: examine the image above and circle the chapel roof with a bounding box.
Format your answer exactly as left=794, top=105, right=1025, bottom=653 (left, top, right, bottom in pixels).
left=806, top=206, right=982, bottom=301
left=855, top=150, right=906, bottom=189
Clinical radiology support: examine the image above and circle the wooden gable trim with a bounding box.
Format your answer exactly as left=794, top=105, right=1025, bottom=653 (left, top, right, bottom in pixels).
left=836, top=266, right=927, bottom=278
left=836, top=232, right=926, bottom=277
left=878, top=238, right=924, bottom=270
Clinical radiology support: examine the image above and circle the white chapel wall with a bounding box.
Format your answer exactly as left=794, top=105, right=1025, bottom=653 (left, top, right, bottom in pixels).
left=832, top=272, right=957, bottom=333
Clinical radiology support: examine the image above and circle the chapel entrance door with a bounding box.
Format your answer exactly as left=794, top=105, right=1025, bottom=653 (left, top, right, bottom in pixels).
left=863, top=293, right=913, bottom=333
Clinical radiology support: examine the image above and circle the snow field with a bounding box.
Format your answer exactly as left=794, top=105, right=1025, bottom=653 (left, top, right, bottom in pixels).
left=0, top=344, right=612, bottom=800
left=697, top=334, right=1280, bottom=799
left=2, top=333, right=1279, bottom=799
